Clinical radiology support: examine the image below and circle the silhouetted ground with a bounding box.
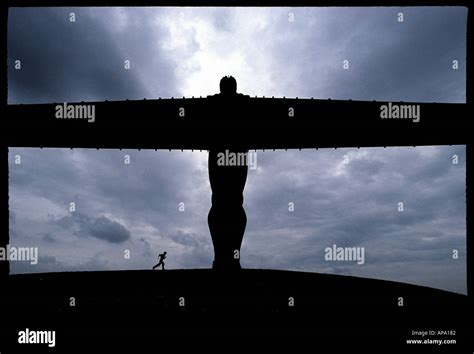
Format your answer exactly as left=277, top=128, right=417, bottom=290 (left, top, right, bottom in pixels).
left=1, top=269, right=471, bottom=352
left=5, top=268, right=466, bottom=304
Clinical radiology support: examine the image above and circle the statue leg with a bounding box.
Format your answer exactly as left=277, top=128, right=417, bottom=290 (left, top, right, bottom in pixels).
left=208, top=149, right=248, bottom=270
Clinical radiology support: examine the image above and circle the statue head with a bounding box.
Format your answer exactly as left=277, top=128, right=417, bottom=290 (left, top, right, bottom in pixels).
left=219, top=76, right=237, bottom=96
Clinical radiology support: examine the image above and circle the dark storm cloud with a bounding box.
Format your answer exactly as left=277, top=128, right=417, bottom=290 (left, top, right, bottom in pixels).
left=8, top=148, right=210, bottom=236
left=8, top=148, right=212, bottom=274
left=7, top=7, right=467, bottom=104
left=8, top=146, right=466, bottom=294
left=11, top=252, right=112, bottom=274
left=169, top=231, right=201, bottom=248
left=42, top=233, right=56, bottom=243
left=139, top=237, right=153, bottom=257
left=242, top=146, right=466, bottom=293
left=56, top=212, right=131, bottom=243
left=275, top=7, right=466, bottom=102
left=8, top=8, right=176, bottom=104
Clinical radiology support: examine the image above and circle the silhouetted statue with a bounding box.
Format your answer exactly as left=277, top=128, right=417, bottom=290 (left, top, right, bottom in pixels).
left=153, top=251, right=167, bottom=270
left=209, top=75, right=249, bottom=99
left=220, top=75, right=237, bottom=96
left=208, top=76, right=249, bottom=270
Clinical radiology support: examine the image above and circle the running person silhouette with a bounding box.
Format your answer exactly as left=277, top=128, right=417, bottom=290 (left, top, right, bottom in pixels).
left=153, top=251, right=167, bottom=270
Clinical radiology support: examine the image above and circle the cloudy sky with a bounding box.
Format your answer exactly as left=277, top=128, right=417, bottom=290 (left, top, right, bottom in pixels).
left=8, top=6, right=467, bottom=104
left=8, top=146, right=466, bottom=294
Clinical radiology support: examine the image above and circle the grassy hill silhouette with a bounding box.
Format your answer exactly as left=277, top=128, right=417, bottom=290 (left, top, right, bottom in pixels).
left=2, top=268, right=469, bottom=351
